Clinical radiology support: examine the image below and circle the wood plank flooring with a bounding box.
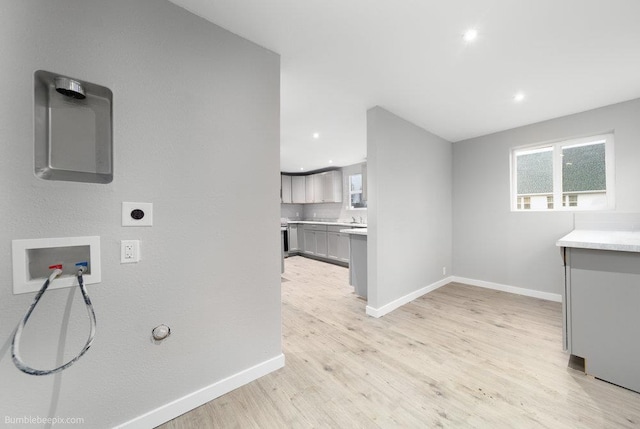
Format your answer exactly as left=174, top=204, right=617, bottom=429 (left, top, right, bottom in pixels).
left=159, top=256, right=640, bottom=428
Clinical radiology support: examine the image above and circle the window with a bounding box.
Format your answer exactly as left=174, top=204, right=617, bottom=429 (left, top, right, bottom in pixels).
left=349, top=173, right=367, bottom=209
left=511, top=134, right=614, bottom=211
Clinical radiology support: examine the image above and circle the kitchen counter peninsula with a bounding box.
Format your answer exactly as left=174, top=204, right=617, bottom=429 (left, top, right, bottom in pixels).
left=557, top=229, right=640, bottom=393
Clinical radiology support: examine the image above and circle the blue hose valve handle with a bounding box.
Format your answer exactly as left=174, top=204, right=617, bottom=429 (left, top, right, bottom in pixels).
left=76, top=261, right=88, bottom=273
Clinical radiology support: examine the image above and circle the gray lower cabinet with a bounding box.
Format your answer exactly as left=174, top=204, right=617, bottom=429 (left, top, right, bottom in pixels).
left=315, top=231, right=328, bottom=257
left=303, top=229, right=316, bottom=255
left=303, top=224, right=328, bottom=257
left=327, top=227, right=349, bottom=263
left=288, top=224, right=299, bottom=251
left=563, top=247, right=640, bottom=393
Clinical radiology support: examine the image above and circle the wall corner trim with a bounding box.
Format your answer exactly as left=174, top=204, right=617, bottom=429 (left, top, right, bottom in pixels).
left=365, top=276, right=453, bottom=318
left=451, top=276, right=562, bottom=302
left=114, top=354, right=285, bottom=429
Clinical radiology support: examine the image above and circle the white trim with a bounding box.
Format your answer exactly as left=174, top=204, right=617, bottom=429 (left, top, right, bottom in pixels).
left=114, top=354, right=285, bottom=429
left=451, top=276, right=562, bottom=302
left=366, top=276, right=453, bottom=318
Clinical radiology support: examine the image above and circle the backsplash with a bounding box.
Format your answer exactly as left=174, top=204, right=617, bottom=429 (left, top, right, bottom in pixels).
left=574, top=212, right=640, bottom=231
left=281, top=204, right=303, bottom=220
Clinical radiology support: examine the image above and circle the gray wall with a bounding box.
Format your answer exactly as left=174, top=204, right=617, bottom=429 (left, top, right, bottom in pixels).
left=0, top=1, right=281, bottom=427
left=367, top=107, right=453, bottom=309
left=453, top=98, right=640, bottom=294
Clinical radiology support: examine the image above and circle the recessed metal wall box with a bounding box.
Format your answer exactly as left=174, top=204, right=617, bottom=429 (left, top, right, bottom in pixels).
left=12, top=236, right=102, bottom=294
left=34, top=70, right=113, bottom=184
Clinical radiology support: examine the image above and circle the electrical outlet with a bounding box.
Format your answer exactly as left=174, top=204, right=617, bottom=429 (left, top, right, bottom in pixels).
left=122, top=202, right=153, bottom=226
left=121, top=240, right=140, bottom=263
left=442, top=266, right=447, bottom=276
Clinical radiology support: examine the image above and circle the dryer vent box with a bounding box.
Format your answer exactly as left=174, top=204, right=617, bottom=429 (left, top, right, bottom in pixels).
left=34, top=70, right=113, bottom=184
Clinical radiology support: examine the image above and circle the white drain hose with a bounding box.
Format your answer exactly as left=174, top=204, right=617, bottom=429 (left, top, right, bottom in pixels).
left=11, top=265, right=97, bottom=376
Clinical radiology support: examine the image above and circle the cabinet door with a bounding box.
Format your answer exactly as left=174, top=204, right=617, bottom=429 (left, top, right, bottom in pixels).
left=292, top=176, right=306, bottom=203
left=281, top=175, right=292, bottom=203
left=315, top=231, right=328, bottom=257
left=303, top=229, right=315, bottom=255
left=289, top=224, right=299, bottom=251
left=305, top=175, right=315, bottom=203
left=327, top=232, right=339, bottom=260
left=313, top=173, right=324, bottom=203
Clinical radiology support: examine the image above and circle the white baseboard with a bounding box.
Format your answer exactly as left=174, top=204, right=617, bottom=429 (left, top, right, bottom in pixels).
left=115, top=353, right=285, bottom=429
left=451, top=276, right=562, bottom=302
left=366, top=276, right=453, bottom=318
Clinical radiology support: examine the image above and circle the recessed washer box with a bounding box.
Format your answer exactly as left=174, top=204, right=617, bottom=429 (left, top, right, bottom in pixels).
left=12, top=236, right=101, bottom=295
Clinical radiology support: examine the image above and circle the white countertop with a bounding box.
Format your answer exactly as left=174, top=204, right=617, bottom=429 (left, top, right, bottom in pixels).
left=288, top=220, right=367, bottom=228
left=556, top=229, right=640, bottom=252
left=340, top=228, right=368, bottom=236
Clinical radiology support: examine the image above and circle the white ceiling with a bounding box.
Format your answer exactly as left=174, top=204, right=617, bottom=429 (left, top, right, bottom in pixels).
left=169, top=0, right=640, bottom=173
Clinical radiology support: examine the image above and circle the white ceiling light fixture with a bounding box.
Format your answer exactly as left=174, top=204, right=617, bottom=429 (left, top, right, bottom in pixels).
left=312, top=132, right=320, bottom=139
left=514, top=92, right=526, bottom=102
left=463, top=28, right=478, bottom=42
left=328, top=160, right=333, bottom=164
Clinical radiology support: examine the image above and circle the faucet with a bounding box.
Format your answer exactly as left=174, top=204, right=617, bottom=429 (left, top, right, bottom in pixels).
left=351, top=216, right=356, bottom=223
left=359, top=216, right=364, bottom=224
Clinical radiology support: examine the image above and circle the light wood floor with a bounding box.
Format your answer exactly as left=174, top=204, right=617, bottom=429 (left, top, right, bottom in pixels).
left=159, top=256, right=640, bottom=428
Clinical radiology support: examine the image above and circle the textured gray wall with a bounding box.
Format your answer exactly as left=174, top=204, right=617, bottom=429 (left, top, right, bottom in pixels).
left=0, top=1, right=281, bottom=427
left=367, top=107, right=453, bottom=309
left=453, top=98, right=640, bottom=294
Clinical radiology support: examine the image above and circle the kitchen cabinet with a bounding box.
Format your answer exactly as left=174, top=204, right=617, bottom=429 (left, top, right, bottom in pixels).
left=313, top=173, right=324, bottom=202
left=280, top=170, right=343, bottom=204
left=557, top=230, right=640, bottom=394
left=305, top=175, right=315, bottom=203
left=315, top=171, right=342, bottom=203
left=281, top=174, right=292, bottom=203
left=327, top=226, right=349, bottom=263
left=288, top=224, right=299, bottom=252
left=302, top=224, right=328, bottom=257
left=292, top=176, right=305, bottom=203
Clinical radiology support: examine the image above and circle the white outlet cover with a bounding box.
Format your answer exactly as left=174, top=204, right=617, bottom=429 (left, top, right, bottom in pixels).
left=122, top=202, right=153, bottom=226
left=120, top=240, right=140, bottom=263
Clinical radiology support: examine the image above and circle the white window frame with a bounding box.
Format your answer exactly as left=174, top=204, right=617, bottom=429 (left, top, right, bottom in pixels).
left=510, top=133, right=615, bottom=212
left=348, top=173, right=367, bottom=210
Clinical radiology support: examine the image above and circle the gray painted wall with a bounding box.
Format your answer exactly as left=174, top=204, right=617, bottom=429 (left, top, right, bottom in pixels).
left=0, top=1, right=280, bottom=427
left=367, top=107, right=453, bottom=309
left=453, top=98, right=640, bottom=294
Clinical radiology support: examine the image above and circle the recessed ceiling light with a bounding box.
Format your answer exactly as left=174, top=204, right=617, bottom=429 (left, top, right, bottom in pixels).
left=300, top=167, right=304, bottom=171
left=328, top=160, right=333, bottom=164
left=463, top=28, right=478, bottom=42
left=514, top=92, right=525, bottom=102
left=312, top=132, right=320, bottom=139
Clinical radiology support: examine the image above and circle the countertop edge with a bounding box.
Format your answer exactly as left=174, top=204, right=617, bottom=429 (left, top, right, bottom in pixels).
left=556, top=229, right=640, bottom=253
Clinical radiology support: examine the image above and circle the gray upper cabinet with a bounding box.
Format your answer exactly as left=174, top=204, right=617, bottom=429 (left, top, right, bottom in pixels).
left=305, top=174, right=315, bottom=203
left=315, top=171, right=342, bottom=203
left=282, top=169, right=343, bottom=204
left=291, top=176, right=305, bottom=203
left=281, top=174, right=292, bottom=203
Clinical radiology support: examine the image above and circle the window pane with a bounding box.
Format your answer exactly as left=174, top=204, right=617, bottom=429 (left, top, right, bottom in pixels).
left=350, top=174, right=362, bottom=192
left=516, top=148, right=553, bottom=195
left=350, top=192, right=366, bottom=208
left=562, top=142, right=606, bottom=192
